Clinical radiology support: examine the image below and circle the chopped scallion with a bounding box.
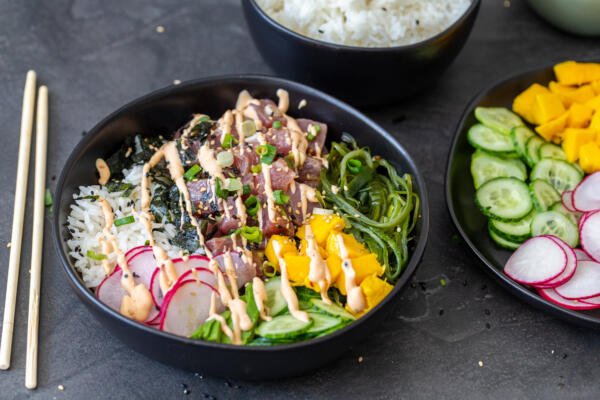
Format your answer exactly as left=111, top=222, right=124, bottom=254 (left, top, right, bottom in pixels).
left=184, top=164, right=201, bottom=181
left=244, top=195, right=260, bottom=217
left=222, top=133, right=234, bottom=149
left=243, top=184, right=251, bottom=196
left=236, top=226, right=262, bottom=243
left=256, top=144, right=277, bottom=164
left=224, top=177, right=242, bottom=192
left=251, top=164, right=262, bottom=174
left=44, top=188, right=53, bottom=207
left=216, top=151, right=234, bottom=168
left=347, top=159, right=362, bottom=174
left=114, top=215, right=135, bottom=227
left=273, top=190, right=289, bottom=205
left=86, top=250, right=107, bottom=261
left=241, top=120, right=256, bottom=137
left=272, top=120, right=282, bottom=129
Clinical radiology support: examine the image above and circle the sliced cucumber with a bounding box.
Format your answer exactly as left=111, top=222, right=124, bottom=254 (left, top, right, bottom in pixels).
left=255, top=314, right=313, bottom=339
left=470, top=150, right=527, bottom=189
left=264, top=277, right=288, bottom=317
left=525, top=136, right=544, bottom=167
left=474, top=107, right=524, bottom=135
left=530, top=158, right=583, bottom=192
left=311, top=298, right=356, bottom=321
left=489, top=212, right=534, bottom=243
left=531, top=211, right=579, bottom=247
left=529, top=179, right=561, bottom=211
left=305, top=312, right=343, bottom=336
left=488, top=223, right=521, bottom=250
left=511, top=126, right=535, bottom=158
left=538, top=143, right=567, bottom=161
left=475, top=177, right=533, bottom=221
left=550, top=201, right=580, bottom=227
left=467, top=124, right=515, bottom=153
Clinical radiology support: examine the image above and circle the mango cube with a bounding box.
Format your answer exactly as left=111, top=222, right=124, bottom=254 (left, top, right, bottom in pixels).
left=535, top=112, right=568, bottom=142
left=561, top=128, right=597, bottom=162
left=513, top=83, right=550, bottom=123
left=579, top=142, right=600, bottom=173
left=567, top=103, right=594, bottom=128
left=531, top=93, right=566, bottom=125
left=554, top=61, right=600, bottom=85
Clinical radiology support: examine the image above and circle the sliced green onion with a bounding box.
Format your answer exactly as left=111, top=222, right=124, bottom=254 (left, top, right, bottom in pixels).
left=243, top=184, right=251, bottom=196
left=251, top=164, right=262, bottom=174
left=262, top=261, right=277, bottom=278
left=256, top=144, right=277, bottom=164
left=272, top=120, right=282, bottom=129
left=215, top=178, right=229, bottom=199
left=184, top=164, right=201, bottom=181
left=44, top=188, right=53, bottom=207
left=241, top=120, right=256, bottom=137
left=114, top=215, right=135, bottom=227
left=224, top=177, right=242, bottom=192
left=273, top=190, right=289, bottom=205
left=236, top=226, right=262, bottom=243
left=347, top=159, right=363, bottom=174
left=86, top=250, right=107, bottom=260
left=199, top=115, right=211, bottom=122
left=216, top=151, right=234, bottom=168
left=307, top=124, right=320, bottom=141
left=244, top=195, right=260, bottom=217
left=222, top=133, right=234, bottom=149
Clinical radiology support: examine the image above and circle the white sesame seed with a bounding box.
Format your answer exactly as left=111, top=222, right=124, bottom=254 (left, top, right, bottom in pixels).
left=156, top=25, right=165, bottom=33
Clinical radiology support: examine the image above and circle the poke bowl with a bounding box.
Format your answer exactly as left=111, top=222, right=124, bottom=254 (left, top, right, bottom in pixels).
left=53, top=75, right=429, bottom=379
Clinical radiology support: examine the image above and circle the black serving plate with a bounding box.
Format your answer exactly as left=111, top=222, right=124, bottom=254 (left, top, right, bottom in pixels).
left=242, top=0, right=480, bottom=107
left=53, top=75, right=429, bottom=379
left=446, top=62, right=600, bottom=329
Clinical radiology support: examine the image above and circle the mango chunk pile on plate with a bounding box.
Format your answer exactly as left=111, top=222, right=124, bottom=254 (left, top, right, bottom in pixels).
left=512, top=61, right=600, bottom=173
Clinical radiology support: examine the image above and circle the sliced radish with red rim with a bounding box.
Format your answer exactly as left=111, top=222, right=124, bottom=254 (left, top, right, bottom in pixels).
left=572, top=172, right=600, bottom=212
left=580, top=211, right=600, bottom=262
left=562, top=190, right=576, bottom=212
left=555, top=260, right=600, bottom=299
left=532, top=236, right=576, bottom=288
left=538, top=288, right=600, bottom=310
left=504, top=236, right=567, bottom=285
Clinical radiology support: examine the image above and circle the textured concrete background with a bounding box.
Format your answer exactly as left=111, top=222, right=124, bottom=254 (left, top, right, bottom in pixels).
left=1, top=0, right=600, bottom=398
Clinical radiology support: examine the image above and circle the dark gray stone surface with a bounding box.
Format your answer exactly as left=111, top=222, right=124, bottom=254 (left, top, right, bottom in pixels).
left=1, top=0, right=600, bottom=398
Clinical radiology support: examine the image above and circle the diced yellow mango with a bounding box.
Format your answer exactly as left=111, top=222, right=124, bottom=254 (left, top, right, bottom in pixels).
left=549, top=82, right=596, bottom=108
left=591, top=80, right=600, bottom=95
left=283, top=254, right=310, bottom=285
left=554, top=61, right=600, bottom=85
left=535, top=112, right=568, bottom=142
left=590, top=112, right=600, bottom=133
left=335, top=254, right=385, bottom=295
left=355, top=275, right=394, bottom=316
left=561, top=128, right=597, bottom=162
left=326, top=255, right=342, bottom=282
left=513, top=83, right=550, bottom=123
left=265, top=235, right=297, bottom=268
left=579, top=142, right=600, bottom=173
left=531, top=93, right=566, bottom=125
left=298, top=239, right=327, bottom=259
left=296, top=214, right=345, bottom=245
left=325, top=232, right=369, bottom=259
left=586, top=95, right=600, bottom=112
left=567, top=103, right=594, bottom=128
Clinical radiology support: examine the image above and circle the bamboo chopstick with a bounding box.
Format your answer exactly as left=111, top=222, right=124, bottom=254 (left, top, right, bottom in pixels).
left=0, top=70, right=37, bottom=370
left=25, top=86, right=48, bottom=390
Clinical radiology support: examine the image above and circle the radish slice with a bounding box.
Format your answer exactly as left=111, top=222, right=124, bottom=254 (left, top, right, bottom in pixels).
left=149, top=256, right=212, bottom=307
left=555, top=260, right=600, bottom=299
left=533, top=236, right=577, bottom=288
left=572, top=172, right=600, bottom=212
left=125, top=245, right=151, bottom=261
left=575, top=248, right=593, bottom=262
left=160, top=279, right=222, bottom=336
left=580, top=211, right=600, bottom=262
left=504, top=236, right=567, bottom=284
left=562, top=190, right=576, bottom=212
left=538, top=288, right=600, bottom=310
left=579, top=295, right=600, bottom=305
left=96, top=249, right=158, bottom=323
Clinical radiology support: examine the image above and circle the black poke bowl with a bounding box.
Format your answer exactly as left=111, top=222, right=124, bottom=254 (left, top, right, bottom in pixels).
left=53, top=75, right=429, bottom=379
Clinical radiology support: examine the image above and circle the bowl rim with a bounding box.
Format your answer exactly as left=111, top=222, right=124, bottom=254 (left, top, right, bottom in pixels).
left=53, top=74, right=430, bottom=351
left=445, top=59, right=600, bottom=328
left=246, top=0, right=481, bottom=52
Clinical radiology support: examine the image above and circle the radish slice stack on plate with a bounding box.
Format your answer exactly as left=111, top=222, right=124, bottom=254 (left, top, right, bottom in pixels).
left=503, top=172, right=600, bottom=310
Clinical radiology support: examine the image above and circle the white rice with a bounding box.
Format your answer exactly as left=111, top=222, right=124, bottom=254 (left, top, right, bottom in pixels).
left=256, top=0, right=471, bottom=47
left=66, top=165, right=181, bottom=288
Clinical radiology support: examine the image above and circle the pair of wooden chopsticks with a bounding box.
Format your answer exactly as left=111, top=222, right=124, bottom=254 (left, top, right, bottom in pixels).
left=0, top=70, right=49, bottom=390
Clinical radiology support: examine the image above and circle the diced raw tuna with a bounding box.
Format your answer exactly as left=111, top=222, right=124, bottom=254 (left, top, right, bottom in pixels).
left=286, top=182, right=319, bottom=226
left=187, top=179, right=219, bottom=216
left=297, top=156, right=324, bottom=185
left=254, top=158, right=296, bottom=192
left=296, top=118, right=327, bottom=156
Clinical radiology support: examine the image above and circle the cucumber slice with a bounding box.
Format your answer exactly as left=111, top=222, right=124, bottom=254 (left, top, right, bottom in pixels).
left=525, top=136, right=544, bottom=167
left=475, top=177, right=533, bottom=221
left=467, top=124, right=515, bottom=153
left=489, top=212, right=534, bottom=243
left=264, top=277, right=288, bottom=317
left=531, top=211, right=579, bottom=247
left=511, top=126, right=535, bottom=158
left=530, top=159, right=583, bottom=192
left=488, top=223, right=522, bottom=250
left=255, top=314, right=313, bottom=339
left=474, top=107, right=524, bottom=135
left=306, top=312, right=343, bottom=336
left=538, top=142, right=567, bottom=161
left=529, top=179, right=561, bottom=211
left=311, top=298, right=356, bottom=321
left=550, top=201, right=580, bottom=227
left=470, top=150, right=527, bottom=189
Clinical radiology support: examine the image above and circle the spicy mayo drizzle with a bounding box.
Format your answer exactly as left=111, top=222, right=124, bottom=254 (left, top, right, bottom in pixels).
left=272, top=241, right=309, bottom=322
left=304, top=225, right=332, bottom=303
left=337, top=234, right=366, bottom=314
